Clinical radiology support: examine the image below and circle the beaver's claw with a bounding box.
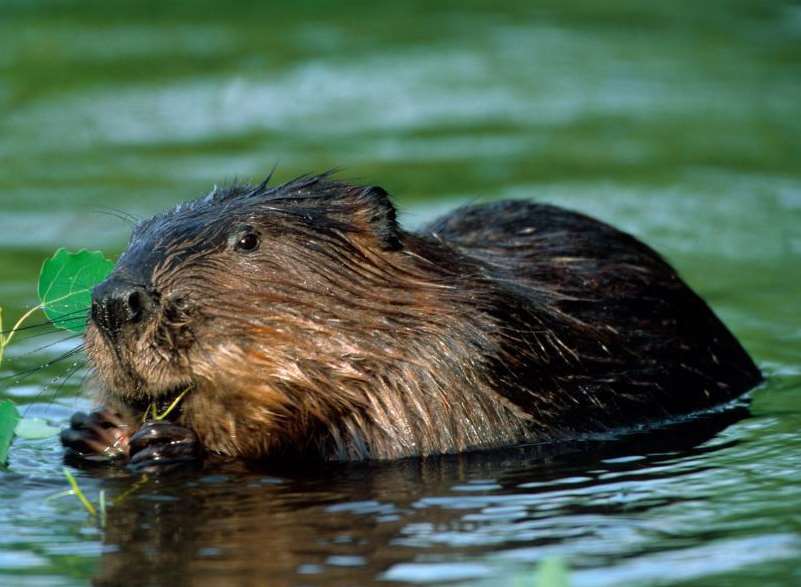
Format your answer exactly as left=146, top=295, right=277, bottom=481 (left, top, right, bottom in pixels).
left=127, top=420, right=202, bottom=473
left=60, top=409, right=132, bottom=464
left=62, top=410, right=201, bottom=473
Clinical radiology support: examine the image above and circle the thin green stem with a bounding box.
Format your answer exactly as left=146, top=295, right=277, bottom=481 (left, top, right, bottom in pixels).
left=112, top=474, right=149, bottom=506
left=5, top=304, right=43, bottom=349
left=63, top=468, right=97, bottom=517
left=142, top=387, right=191, bottom=423
left=154, top=388, right=191, bottom=421
left=98, top=490, right=107, bottom=529
left=0, top=304, right=44, bottom=369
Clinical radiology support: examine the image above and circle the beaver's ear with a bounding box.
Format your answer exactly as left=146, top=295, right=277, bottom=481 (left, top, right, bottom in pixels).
left=343, top=185, right=402, bottom=251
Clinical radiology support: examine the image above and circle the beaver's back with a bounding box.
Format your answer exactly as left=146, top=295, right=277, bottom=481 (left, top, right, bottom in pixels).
left=421, top=200, right=761, bottom=434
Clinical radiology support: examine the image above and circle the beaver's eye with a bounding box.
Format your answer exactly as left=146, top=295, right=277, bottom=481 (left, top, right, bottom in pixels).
left=235, top=232, right=260, bottom=252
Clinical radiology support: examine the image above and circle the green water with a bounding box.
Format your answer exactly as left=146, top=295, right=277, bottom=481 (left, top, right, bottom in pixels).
left=1, top=1, right=800, bottom=585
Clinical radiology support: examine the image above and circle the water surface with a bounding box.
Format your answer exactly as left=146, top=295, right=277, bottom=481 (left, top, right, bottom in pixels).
left=1, top=1, right=800, bottom=585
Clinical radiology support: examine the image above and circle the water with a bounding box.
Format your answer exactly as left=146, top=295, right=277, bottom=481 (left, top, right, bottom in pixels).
left=1, top=1, right=800, bottom=585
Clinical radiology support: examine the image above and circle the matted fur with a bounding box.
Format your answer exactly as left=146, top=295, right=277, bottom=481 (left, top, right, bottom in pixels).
left=85, top=173, right=762, bottom=461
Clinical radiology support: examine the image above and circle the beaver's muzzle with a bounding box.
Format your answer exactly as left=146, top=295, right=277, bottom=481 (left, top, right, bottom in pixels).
left=91, top=276, right=155, bottom=337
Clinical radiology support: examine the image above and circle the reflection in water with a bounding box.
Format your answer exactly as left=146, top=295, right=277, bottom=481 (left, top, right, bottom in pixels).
left=93, top=406, right=749, bottom=586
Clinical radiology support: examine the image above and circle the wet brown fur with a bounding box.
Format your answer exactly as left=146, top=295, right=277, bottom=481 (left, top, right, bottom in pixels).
left=85, top=174, right=762, bottom=461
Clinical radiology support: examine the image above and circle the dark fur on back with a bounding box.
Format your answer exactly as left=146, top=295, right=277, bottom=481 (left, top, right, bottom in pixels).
left=84, top=173, right=762, bottom=461
left=425, top=201, right=761, bottom=432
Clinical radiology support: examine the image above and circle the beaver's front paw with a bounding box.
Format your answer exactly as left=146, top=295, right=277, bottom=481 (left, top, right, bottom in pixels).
left=60, top=409, right=132, bottom=465
left=128, top=421, right=202, bottom=473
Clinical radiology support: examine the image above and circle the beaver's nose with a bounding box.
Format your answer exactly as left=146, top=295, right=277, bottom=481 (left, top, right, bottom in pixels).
left=91, top=278, right=154, bottom=334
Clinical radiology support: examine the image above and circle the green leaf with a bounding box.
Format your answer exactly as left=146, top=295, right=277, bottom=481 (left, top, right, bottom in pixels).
left=38, top=248, right=115, bottom=333
left=15, top=417, right=60, bottom=440
left=0, top=400, right=21, bottom=466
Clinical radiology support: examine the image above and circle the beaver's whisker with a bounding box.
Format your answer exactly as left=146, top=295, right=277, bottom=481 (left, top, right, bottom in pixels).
left=0, top=344, right=85, bottom=384
left=0, top=307, right=92, bottom=337
left=91, top=207, right=140, bottom=226
left=20, top=333, right=84, bottom=356
left=25, top=359, right=88, bottom=419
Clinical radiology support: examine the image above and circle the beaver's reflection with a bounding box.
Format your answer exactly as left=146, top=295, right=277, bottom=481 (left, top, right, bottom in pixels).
left=92, top=405, right=748, bottom=587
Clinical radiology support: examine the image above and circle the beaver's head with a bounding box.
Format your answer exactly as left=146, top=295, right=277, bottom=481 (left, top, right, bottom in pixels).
left=85, top=173, right=437, bottom=458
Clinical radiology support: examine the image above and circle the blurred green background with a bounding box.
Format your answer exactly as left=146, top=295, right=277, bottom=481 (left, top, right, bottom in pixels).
left=1, top=1, right=800, bottom=585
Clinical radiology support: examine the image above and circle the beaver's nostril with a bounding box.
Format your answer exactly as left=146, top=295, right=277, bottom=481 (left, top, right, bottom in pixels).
left=127, top=290, right=143, bottom=322
left=91, top=279, right=154, bottom=334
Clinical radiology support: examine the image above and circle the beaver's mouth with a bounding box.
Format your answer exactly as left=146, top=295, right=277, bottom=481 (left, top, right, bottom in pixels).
left=125, top=383, right=194, bottom=423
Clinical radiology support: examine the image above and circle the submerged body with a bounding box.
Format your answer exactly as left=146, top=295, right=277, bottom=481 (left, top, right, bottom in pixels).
left=62, top=174, right=761, bottom=467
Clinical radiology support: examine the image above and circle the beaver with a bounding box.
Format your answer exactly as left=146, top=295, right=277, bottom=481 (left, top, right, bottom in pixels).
left=60, top=173, right=762, bottom=470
